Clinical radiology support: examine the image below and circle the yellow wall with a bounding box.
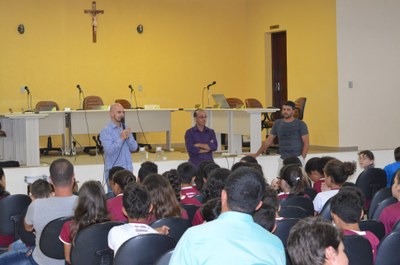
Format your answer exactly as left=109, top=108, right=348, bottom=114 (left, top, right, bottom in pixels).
left=0, top=0, right=338, bottom=147
left=245, top=0, right=339, bottom=147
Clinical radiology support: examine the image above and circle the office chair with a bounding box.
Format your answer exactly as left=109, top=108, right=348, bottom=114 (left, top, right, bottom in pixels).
left=293, top=97, right=307, bottom=120
left=113, top=234, right=176, bottom=265
left=115, top=99, right=131, bottom=109
left=368, top=187, right=392, bottom=219
left=39, top=216, right=72, bottom=260
left=0, top=194, right=32, bottom=248
left=180, top=204, right=200, bottom=223
left=371, top=197, right=397, bottom=220
left=150, top=217, right=191, bottom=243
left=278, top=206, right=310, bottom=219
left=154, top=249, right=174, bottom=265
left=70, top=221, right=122, bottom=265
left=36, top=101, right=63, bottom=155
left=280, top=196, right=314, bottom=216
left=226, top=98, right=244, bottom=108
left=375, top=231, right=400, bottom=265
left=392, top=220, right=400, bottom=232
left=356, top=168, right=387, bottom=210
left=83, top=95, right=104, bottom=110
left=82, top=95, right=104, bottom=155
left=319, top=199, right=332, bottom=221
left=274, top=218, right=300, bottom=248
left=343, top=235, right=373, bottom=265
left=359, top=219, right=386, bottom=241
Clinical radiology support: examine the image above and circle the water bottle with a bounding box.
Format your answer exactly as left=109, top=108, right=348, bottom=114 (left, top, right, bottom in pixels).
left=138, top=147, right=147, bottom=162
left=155, top=147, right=163, bottom=161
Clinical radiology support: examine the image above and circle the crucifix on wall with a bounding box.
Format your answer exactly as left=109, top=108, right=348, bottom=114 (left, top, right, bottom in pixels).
left=84, top=1, right=104, bottom=43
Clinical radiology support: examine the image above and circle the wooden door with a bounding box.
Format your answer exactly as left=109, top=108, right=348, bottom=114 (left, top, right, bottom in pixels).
left=271, top=31, right=287, bottom=109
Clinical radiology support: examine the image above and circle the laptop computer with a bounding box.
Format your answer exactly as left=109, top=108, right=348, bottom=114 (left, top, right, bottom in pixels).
left=212, top=94, right=231, bottom=109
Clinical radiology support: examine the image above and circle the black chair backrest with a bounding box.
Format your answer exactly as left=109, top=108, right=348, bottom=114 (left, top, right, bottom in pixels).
left=304, top=187, right=318, bottom=201
left=372, top=197, right=397, bottom=220
left=356, top=168, right=387, bottom=200
left=150, top=217, right=191, bottom=243
left=278, top=206, right=310, bottom=219
left=180, top=204, right=200, bottom=223
left=319, top=199, right=332, bottom=221
left=39, top=216, right=73, bottom=259
left=0, top=194, right=32, bottom=238
left=368, top=187, right=392, bottom=219
left=375, top=231, right=400, bottom=265
left=17, top=208, right=36, bottom=246
left=343, top=235, right=373, bottom=265
left=154, top=248, right=174, bottom=265
left=274, top=218, right=300, bottom=248
left=113, top=234, right=176, bottom=265
left=70, top=221, right=123, bottom=265
left=359, top=219, right=386, bottom=241
left=392, top=220, right=400, bottom=233
left=279, top=196, right=314, bottom=216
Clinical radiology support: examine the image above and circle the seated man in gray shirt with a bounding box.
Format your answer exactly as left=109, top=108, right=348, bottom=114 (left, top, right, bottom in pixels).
left=254, top=101, right=309, bottom=165
left=0, top=158, right=78, bottom=265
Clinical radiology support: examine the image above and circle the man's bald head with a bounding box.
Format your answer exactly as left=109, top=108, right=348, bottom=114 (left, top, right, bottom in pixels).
left=110, top=103, right=125, bottom=125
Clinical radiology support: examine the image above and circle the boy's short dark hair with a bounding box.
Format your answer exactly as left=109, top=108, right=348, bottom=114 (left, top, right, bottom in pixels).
left=331, top=190, right=363, bottom=223
left=240, top=155, right=258, bottom=164
left=113, top=170, right=135, bottom=192
left=358, top=150, right=375, bottom=161
left=138, top=161, right=158, bottom=182
left=283, top=156, right=302, bottom=167
left=177, top=162, right=196, bottom=184
left=394, top=147, right=400, bottom=162
left=109, top=166, right=125, bottom=182
left=305, top=157, right=322, bottom=175
left=201, top=198, right=221, bottom=222
left=30, top=179, right=53, bottom=199
left=253, top=203, right=276, bottom=232
left=224, top=167, right=266, bottom=214
left=49, top=158, right=74, bottom=187
left=123, top=182, right=151, bottom=219
left=287, top=217, right=343, bottom=265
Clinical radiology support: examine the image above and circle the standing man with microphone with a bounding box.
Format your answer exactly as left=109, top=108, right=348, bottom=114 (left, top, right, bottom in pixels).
left=100, top=103, right=138, bottom=191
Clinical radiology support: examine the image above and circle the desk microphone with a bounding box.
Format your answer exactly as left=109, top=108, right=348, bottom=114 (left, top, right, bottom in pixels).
left=121, top=117, right=126, bottom=130
left=205, top=81, right=216, bottom=89
left=76, top=84, right=83, bottom=93
left=129, top=84, right=134, bottom=92
left=24, top=86, right=30, bottom=94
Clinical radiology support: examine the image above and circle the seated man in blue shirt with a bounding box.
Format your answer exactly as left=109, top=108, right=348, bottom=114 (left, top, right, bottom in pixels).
left=384, top=146, right=400, bottom=187
left=100, top=103, right=138, bottom=191
left=185, top=109, right=218, bottom=167
left=170, top=167, right=286, bottom=265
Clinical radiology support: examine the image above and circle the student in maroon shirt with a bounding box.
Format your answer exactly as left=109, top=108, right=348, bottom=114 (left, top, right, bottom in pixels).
left=177, top=162, right=201, bottom=206
left=0, top=167, right=13, bottom=247
left=331, top=190, right=379, bottom=262
left=379, top=170, right=400, bottom=234
left=107, top=170, right=135, bottom=222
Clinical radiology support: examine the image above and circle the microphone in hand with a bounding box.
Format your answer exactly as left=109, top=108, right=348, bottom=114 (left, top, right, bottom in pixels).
left=121, top=117, right=126, bottom=130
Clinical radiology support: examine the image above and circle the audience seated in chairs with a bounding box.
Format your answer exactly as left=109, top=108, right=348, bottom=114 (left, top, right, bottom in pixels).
left=191, top=168, right=230, bottom=226
left=59, top=181, right=109, bottom=264
left=137, top=161, right=158, bottom=183
left=170, top=167, right=285, bottom=264
left=105, top=166, right=125, bottom=200
left=162, top=169, right=181, bottom=202
left=330, top=190, right=379, bottom=262
left=177, top=162, right=201, bottom=206
left=313, top=159, right=356, bottom=214
left=107, top=170, right=135, bottom=222
left=383, top=146, right=400, bottom=187
left=0, top=159, right=78, bottom=265
left=378, top=170, right=400, bottom=234
left=305, top=156, right=335, bottom=193
left=275, top=164, right=309, bottom=201
left=287, top=217, right=348, bottom=265
left=3, top=179, right=52, bottom=257
left=0, top=168, right=15, bottom=248
left=108, top=183, right=169, bottom=255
